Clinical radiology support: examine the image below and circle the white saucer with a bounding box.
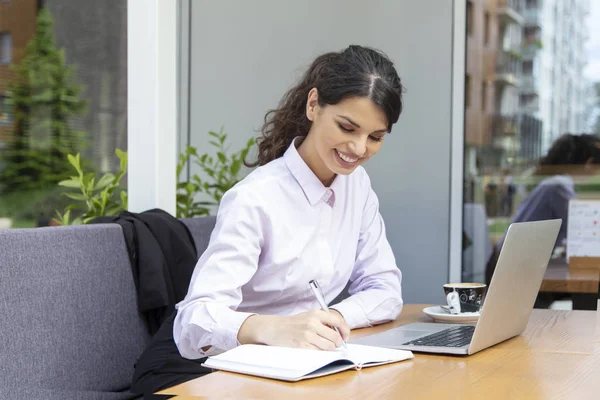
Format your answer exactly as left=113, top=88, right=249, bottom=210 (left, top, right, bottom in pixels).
left=423, top=306, right=479, bottom=324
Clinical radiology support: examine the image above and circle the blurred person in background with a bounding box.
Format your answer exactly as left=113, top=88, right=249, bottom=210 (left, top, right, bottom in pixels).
left=499, top=168, right=515, bottom=217
left=486, top=133, right=600, bottom=290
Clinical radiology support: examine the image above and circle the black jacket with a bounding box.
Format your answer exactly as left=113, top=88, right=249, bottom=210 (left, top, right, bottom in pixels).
left=93, top=209, right=198, bottom=336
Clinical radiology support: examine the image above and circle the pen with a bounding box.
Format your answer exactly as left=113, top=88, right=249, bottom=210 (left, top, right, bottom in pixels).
left=309, top=279, right=347, bottom=349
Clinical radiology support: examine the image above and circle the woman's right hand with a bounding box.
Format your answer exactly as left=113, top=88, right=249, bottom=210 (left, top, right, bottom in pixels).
left=238, top=310, right=350, bottom=350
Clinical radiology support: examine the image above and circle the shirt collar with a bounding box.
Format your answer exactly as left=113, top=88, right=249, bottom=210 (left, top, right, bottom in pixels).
left=283, top=137, right=342, bottom=207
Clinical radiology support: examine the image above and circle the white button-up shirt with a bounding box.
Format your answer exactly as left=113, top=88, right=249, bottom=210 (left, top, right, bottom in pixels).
left=173, top=138, right=403, bottom=359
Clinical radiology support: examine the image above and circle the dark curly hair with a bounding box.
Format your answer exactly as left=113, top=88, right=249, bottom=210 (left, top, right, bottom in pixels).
left=245, top=45, right=405, bottom=167
left=535, top=133, right=600, bottom=175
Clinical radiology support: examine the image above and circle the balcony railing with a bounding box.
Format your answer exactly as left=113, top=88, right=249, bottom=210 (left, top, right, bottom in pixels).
left=520, top=75, right=539, bottom=94
left=492, top=114, right=520, bottom=138
left=495, top=51, right=521, bottom=85
left=520, top=115, right=543, bottom=164
left=497, top=0, right=524, bottom=25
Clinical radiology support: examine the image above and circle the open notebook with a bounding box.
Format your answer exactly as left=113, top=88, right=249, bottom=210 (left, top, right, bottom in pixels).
left=202, top=343, right=414, bottom=382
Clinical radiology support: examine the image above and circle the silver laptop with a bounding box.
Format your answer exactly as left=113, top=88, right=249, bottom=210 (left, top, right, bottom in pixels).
left=352, top=219, right=561, bottom=355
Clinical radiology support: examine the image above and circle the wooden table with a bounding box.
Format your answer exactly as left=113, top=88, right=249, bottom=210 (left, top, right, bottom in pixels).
left=540, top=259, right=599, bottom=310
left=158, top=304, right=600, bottom=399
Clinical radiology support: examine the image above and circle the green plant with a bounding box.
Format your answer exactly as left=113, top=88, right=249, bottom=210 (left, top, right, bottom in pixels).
left=507, top=49, right=523, bottom=60
left=55, top=149, right=128, bottom=225
left=0, top=8, right=87, bottom=194
left=534, top=39, right=543, bottom=49
left=177, top=128, right=255, bottom=218
left=54, top=127, right=255, bottom=222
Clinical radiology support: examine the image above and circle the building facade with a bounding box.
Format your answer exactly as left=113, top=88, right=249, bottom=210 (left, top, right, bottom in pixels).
left=465, top=0, right=542, bottom=176
left=0, top=0, right=38, bottom=141
left=465, top=0, right=592, bottom=174
left=521, top=0, right=590, bottom=152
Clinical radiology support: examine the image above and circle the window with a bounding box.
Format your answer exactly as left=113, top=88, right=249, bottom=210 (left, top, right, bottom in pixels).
left=484, top=12, right=490, bottom=46
left=526, top=0, right=538, bottom=8
left=0, top=32, right=11, bottom=64
left=481, top=81, right=487, bottom=112
left=0, top=3, right=127, bottom=229
left=465, top=75, right=471, bottom=108
left=0, top=95, right=12, bottom=125
left=467, top=1, right=473, bottom=36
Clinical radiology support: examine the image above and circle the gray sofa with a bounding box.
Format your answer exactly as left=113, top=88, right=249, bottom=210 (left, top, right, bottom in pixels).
left=0, top=216, right=217, bottom=399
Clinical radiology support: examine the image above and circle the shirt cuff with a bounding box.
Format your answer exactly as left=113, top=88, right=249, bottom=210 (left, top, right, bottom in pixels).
left=330, top=300, right=367, bottom=330
left=209, top=307, right=256, bottom=351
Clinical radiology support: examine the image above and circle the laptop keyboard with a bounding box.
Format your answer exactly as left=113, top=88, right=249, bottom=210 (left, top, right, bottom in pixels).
left=402, top=325, right=475, bottom=348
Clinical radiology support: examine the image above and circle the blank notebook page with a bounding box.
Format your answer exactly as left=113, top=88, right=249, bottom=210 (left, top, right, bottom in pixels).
left=205, top=343, right=412, bottom=379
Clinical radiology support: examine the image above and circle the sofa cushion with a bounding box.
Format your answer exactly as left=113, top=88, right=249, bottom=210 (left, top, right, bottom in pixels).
left=0, top=387, right=139, bottom=400
left=181, top=216, right=216, bottom=256
left=0, top=224, right=150, bottom=392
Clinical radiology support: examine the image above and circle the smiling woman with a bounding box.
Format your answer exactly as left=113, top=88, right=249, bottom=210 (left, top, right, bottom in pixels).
left=246, top=45, right=403, bottom=182
left=299, top=93, right=389, bottom=185
left=132, top=45, right=406, bottom=396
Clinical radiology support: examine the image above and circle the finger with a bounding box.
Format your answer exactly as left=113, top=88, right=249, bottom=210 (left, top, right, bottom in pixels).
left=298, top=341, right=321, bottom=351
left=329, top=310, right=351, bottom=341
left=304, top=331, right=337, bottom=351
left=314, top=322, right=344, bottom=348
left=316, top=310, right=351, bottom=341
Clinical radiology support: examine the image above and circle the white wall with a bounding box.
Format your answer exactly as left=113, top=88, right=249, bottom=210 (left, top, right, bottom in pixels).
left=182, top=0, right=461, bottom=303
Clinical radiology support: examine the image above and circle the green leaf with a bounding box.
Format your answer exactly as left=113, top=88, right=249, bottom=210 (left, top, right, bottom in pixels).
left=105, top=206, right=122, bottom=216
left=191, top=175, right=203, bottom=186
left=197, top=201, right=217, bottom=206
left=92, top=197, right=103, bottom=209
left=95, top=173, right=115, bottom=190
left=209, top=141, right=219, bottom=148
left=208, top=131, right=219, bottom=138
left=81, top=172, right=95, bottom=188
left=116, top=148, right=128, bottom=171
left=217, top=152, right=227, bottom=164
left=120, top=191, right=128, bottom=208
left=58, top=179, right=81, bottom=188
left=87, top=177, right=96, bottom=193
left=113, top=170, right=125, bottom=184
left=67, top=153, right=83, bottom=175
left=82, top=216, right=97, bottom=224
left=62, top=209, right=71, bottom=225
left=64, top=193, right=88, bottom=201
left=187, top=146, right=198, bottom=156
left=71, top=217, right=83, bottom=225
left=55, top=210, right=65, bottom=224
left=230, top=159, right=241, bottom=176
left=185, top=182, right=196, bottom=193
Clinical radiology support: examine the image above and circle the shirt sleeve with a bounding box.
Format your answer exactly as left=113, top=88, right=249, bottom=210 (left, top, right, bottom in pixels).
left=173, top=184, right=267, bottom=359
left=330, top=175, right=403, bottom=329
left=549, top=182, right=575, bottom=246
